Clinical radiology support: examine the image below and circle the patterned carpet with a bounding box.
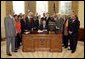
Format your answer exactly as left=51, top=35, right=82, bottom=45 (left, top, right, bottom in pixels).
left=1, top=41, right=84, bottom=58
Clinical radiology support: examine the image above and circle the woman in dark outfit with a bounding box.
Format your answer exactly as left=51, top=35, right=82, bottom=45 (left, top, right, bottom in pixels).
left=68, top=14, right=80, bottom=53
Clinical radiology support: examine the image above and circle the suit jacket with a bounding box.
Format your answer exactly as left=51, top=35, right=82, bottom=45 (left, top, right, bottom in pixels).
left=55, top=17, right=64, bottom=31
left=46, top=16, right=51, bottom=27
left=32, top=16, right=39, bottom=30
left=39, top=20, right=48, bottom=30
left=4, top=16, right=16, bottom=38
left=25, top=17, right=33, bottom=30
left=41, top=16, right=47, bottom=21
left=20, top=19, right=28, bottom=33
left=68, top=18, right=80, bottom=35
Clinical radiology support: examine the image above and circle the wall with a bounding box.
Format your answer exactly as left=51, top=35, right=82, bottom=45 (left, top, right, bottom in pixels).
left=78, top=1, right=84, bottom=28
left=72, top=1, right=78, bottom=15
left=1, top=1, right=6, bottom=38
left=6, top=1, right=13, bottom=16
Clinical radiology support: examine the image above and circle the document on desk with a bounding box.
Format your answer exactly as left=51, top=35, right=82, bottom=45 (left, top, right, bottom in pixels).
left=43, top=29, right=47, bottom=31
left=37, top=30, right=43, bottom=33
left=24, top=31, right=30, bottom=34
left=56, top=26, right=60, bottom=29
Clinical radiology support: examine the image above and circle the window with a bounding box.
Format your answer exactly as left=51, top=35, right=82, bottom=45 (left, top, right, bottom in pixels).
left=36, top=1, right=48, bottom=17
left=59, top=1, right=72, bottom=15
left=13, top=1, right=25, bottom=15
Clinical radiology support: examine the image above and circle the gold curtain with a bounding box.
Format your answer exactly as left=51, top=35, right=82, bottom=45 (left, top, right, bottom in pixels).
left=72, top=1, right=78, bottom=15
left=6, top=1, right=13, bottom=16
left=25, top=1, right=36, bottom=15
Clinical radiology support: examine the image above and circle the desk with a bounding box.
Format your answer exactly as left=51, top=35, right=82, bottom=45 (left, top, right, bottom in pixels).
left=22, top=31, right=62, bottom=52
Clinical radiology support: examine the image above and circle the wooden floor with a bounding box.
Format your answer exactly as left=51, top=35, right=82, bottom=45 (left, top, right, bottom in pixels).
left=1, top=41, right=84, bottom=58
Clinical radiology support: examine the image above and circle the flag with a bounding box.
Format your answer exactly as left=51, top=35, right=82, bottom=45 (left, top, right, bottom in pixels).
left=53, top=3, right=55, bottom=12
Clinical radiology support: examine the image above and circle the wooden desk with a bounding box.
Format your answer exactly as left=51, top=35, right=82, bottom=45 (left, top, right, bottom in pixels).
left=22, top=31, right=62, bottom=52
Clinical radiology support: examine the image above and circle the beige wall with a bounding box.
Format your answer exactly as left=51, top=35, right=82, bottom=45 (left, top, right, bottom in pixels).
left=6, top=1, right=13, bottom=16
left=1, top=1, right=6, bottom=38
left=72, top=1, right=78, bottom=15
left=78, top=1, right=84, bottom=28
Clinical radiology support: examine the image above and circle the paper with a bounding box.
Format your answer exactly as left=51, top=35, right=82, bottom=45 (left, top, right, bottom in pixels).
left=37, top=30, right=43, bottom=33
left=43, top=29, right=47, bottom=31
left=24, top=31, right=30, bottom=34
left=56, top=26, right=60, bottom=29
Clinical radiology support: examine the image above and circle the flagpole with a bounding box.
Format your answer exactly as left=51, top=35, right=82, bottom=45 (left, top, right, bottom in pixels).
left=53, top=2, right=55, bottom=13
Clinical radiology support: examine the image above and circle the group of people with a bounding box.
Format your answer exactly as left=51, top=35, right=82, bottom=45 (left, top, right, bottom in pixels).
left=4, top=10, right=80, bottom=56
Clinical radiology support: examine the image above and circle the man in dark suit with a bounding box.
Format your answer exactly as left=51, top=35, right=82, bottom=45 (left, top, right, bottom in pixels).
left=25, top=12, right=33, bottom=31
left=31, top=16, right=39, bottom=30
left=68, top=14, right=80, bottom=53
left=46, top=13, right=51, bottom=30
left=41, top=13, right=47, bottom=20
left=20, top=14, right=27, bottom=33
left=46, top=13, right=56, bottom=32
left=55, top=13, right=64, bottom=32
left=39, top=13, right=47, bottom=30
left=39, top=18, right=48, bottom=30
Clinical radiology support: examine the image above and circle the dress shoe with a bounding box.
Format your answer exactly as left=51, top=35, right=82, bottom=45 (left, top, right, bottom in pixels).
left=7, top=53, right=12, bottom=56
left=71, top=50, right=75, bottom=53
left=64, top=46, right=68, bottom=48
left=14, top=50, right=17, bottom=52
left=68, top=48, right=72, bottom=50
